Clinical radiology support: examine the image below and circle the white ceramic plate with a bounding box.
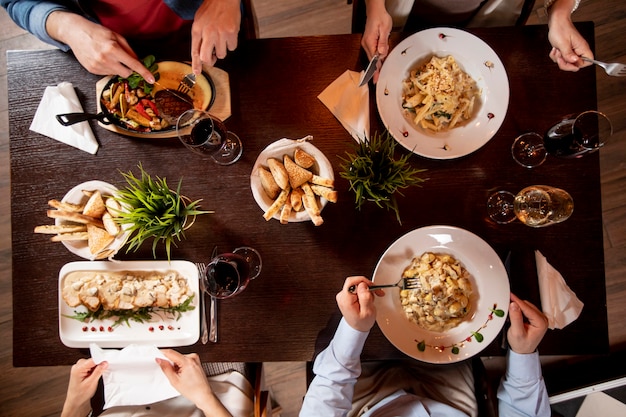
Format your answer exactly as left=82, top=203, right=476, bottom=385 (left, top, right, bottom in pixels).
left=374, top=225, right=509, bottom=364
left=56, top=180, right=130, bottom=260
left=59, top=260, right=200, bottom=348
left=250, top=137, right=334, bottom=222
left=376, top=28, right=510, bottom=159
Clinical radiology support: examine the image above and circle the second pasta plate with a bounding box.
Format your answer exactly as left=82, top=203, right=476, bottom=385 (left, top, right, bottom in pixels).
left=376, top=28, right=510, bottom=159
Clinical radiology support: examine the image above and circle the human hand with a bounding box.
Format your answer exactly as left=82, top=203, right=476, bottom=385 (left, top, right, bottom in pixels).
left=190, top=0, right=242, bottom=73
left=157, top=349, right=232, bottom=415
left=361, top=0, right=392, bottom=83
left=61, top=358, right=107, bottom=417
left=547, top=7, right=593, bottom=71
left=46, top=11, right=155, bottom=82
left=507, top=293, right=549, bottom=354
left=336, top=276, right=384, bottom=332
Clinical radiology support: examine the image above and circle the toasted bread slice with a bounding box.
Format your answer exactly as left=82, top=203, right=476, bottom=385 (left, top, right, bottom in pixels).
left=82, top=190, right=106, bottom=218
left=294, top=147, right=316, bottom=168
left=50, top=232, right=89, bottom=242
left=102, top=212, right=121, bottom=236
left=267, top=158, right=290, bottom=190
left=284, top=155, right=313, bottom=189
left=47, top=199, right=84, bottom=212
left=311, top=184, right=338, bottom=203
left=105, top=197, right=122, bottom=215
left=290, top=187, right=304, bottom=211
left=279, top=200, right=292, bottom=224
left=87, top=224, right=115, bottom=255
left=263, top=186, right=290, bottom=221
left=301, top=183, right=320, bottom=216
left=47, top=210, right=104, bottom=228
left=311, top=174, right=334, bottom=188
left=258, top=166, right=281, bottom=199
left=34, top=224, right=87, bottom=234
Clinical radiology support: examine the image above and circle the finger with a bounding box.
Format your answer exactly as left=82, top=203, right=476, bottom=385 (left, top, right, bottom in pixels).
left=510, top=294, right=547, bottom=328
left=88, top=361, right=108, bottom=380
left=160, top=349, right=184, bottom=364
left=191, top=30, right=203, bottom=74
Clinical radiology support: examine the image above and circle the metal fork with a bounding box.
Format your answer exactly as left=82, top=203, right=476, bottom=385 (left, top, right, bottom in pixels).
left=348, top=277, right=421, bottom=293
left=177, top=73, right=196, bottom=94
left=582, top=57, right=626, bottom=77
left=196, top=262, right=209, bottom=344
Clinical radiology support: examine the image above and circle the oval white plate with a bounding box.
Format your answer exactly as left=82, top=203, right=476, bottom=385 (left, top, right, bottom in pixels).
left=57, top=180, right=129, bottom=260
left=250, top=137, right=334, bottom=222
left=376, top=28, right=510, bottom=159
left=58, top=260, right=199, bottom=348
left=374, top=225, right=509, bottom=364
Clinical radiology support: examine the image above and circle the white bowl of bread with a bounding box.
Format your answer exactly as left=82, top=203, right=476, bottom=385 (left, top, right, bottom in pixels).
left=250, top=137, right=336, bottom=225
left=34, top=180, right=130, bottom=260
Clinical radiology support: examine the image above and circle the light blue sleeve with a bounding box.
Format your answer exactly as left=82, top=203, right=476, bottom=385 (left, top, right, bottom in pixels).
left=1, top=1, right=73, bottom=50
left=299, top=318, right=370, bottom=417
left=497, top=350, right=551, bottom=417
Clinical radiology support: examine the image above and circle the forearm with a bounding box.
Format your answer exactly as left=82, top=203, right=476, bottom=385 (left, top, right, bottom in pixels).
left=197, top=392, right=233, bottom=417
left=364, top=0, right=387, bottom=18
left=2, top=1, right=72, bottom=50
left=60, top=398, right=91, bottom=417
left=497, top=350, right=550, bottom=417
left=546, top=0, right=579, bottom=26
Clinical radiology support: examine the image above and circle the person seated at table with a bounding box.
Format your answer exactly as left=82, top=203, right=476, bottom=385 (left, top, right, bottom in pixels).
left=0, top=0, right=244, bottom=83
left=361, top=0, right=593, bottom=82
left=300, top=276, right=551, bottom=417
left=60, top=349, right=252, bottom=417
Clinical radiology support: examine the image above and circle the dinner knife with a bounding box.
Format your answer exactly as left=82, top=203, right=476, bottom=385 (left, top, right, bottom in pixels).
left=359, top=53, right=379, bottom=87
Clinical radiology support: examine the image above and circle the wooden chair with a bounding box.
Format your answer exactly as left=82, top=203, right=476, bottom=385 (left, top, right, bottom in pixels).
left=90, top=362, right=271, bottom=416
left=348, top=0, right=536, bottom=34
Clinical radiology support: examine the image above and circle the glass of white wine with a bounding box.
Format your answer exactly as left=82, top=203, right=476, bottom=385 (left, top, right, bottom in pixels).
left=487, top=185, right=574, bottom=227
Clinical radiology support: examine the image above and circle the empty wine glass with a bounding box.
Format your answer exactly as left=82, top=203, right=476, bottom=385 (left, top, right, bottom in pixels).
left=203, top=246, right=262, bottom=299
left=176, top=109, right=243, bottom=165
left=511, top=110, right=613, bottom=168
left=487, top=185, right=574, bottom=227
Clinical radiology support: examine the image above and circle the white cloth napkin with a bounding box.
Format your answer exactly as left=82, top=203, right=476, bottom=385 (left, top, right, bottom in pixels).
left=535, top=250, right=584, bottom=329
left=318, top=70, right=370, bottom=142
left=30, top=82, right=99, bottom=154
left=90, top=344, right=180, bottom=409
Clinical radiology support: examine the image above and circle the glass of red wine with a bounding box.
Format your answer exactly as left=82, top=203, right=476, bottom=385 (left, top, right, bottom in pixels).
left=511, top=110, right=613, bottom=168
left=176, top=109, right=243, bottom=165
left=203, top=246, right=262, bottom=299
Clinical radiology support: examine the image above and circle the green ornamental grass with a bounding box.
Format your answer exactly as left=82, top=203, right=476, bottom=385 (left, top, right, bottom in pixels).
left=113, top=164, right=211, bottom=260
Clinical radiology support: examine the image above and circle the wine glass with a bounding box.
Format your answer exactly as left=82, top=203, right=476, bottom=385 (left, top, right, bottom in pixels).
left=203, top=246, right=262, bottom=299
left=176, top=109, right=243, bottom=165
left=511, top=110, right=613, bottom=168
left=487, top=185, right=574, bottom=227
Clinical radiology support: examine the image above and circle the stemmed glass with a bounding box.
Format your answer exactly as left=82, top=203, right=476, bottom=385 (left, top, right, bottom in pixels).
left=487, top=185, right=574, bottom=227
left=176, top=109, right=243, bottom=165
left=202, top=246, right=262, bottom=299
left=511, top=110, right=613, bottom=168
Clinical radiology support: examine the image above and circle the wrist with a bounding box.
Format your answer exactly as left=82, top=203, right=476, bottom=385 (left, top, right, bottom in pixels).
left=545, top=0, right=581, bottom=14
left=60, top=398, right=92, bottom=417
left=45, top=11, right=89, bottom=45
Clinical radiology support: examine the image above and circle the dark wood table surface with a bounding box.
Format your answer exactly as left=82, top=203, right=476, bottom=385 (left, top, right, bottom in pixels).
left=10, top=23, right=608, bottom=367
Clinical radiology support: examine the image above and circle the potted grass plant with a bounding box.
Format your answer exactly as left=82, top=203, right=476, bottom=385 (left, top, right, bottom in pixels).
left=339, top=131, right=427, bottom=224
left=113, top=163, right=211, bottom=260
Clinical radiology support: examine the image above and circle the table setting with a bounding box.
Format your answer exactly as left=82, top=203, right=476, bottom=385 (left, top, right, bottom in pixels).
left=9, top=23, right=609, bottom=368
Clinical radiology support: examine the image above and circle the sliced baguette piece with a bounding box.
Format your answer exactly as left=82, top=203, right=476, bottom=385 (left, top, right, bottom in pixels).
left=51, top=232, right=89, bottom=242
left=311, top=174, right=334, bottom=188
left=294, top=147, right=316, bottom=168
left=284, top=155, right=313, bottom=189
left=105, top=197, right=122, bottom=215
left=34, top=224, right=87, bottom=234
left=47, top=199, right=84, bottom=212
left=102, top=212, right=121, bottom=236
left=279, top=200, right=292, bottom=224
left=290, top=187, right=304, bottom=211
left=301, top=183, right=320, bottom=216
left=82, top=190, right=106, bottom=218
left=267, top=158, right=290, bottom=190
left=263, top=186, right=291, bottom=221
left=47, top=210, right=104, bottom=228
left=311, top=184, right=338, bottom=203
left=258, top=166, right=281, bottom=199
left=87, top=224, right=115, bottom=255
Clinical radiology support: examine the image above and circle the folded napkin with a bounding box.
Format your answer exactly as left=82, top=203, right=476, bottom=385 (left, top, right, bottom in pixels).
left=90, top=344, right=180, bottom=409
left=30, top=82, right=99, bottom=154
left=535, top=250, right=584, bottom=329
left=318, top=70, right=369, bottom=142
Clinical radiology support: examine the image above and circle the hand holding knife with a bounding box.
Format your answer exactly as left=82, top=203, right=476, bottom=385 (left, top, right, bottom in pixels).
left=359, top=53, right=380, bottom=87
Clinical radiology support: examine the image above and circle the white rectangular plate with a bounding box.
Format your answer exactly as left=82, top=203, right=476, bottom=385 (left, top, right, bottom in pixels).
left=59, top=260, right=200, bottom=348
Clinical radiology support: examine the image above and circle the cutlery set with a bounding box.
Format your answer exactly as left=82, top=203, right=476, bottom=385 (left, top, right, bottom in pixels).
left=196, top=262, right=218, bottom=344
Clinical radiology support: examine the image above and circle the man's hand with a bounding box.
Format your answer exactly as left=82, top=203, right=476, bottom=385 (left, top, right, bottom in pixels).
left=190, top=0, right=242, bottom=73
left=547, top=3, right=593, bottom=71
left=507, top=293, right=549, bottom=354
left=61, top=358, right=107, bottom=417
left=336, top=276, right=384, bottom=332
left=46, top=11, right=155, bottom=82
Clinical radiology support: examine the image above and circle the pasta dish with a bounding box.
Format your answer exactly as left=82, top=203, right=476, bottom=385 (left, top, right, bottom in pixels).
left=400, top=252, right=473, bottom=332
left=401, top=55, right=480, bottom=132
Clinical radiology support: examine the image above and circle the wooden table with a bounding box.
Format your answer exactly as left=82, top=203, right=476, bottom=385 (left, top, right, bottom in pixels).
left=9, top=23, right=608, bottom=367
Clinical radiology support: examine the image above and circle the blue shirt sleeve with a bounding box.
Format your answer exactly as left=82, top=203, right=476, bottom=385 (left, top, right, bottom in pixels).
left=497, top=350, right=551, bottom=417
left=1, top=1, right=72, bottom=50
left=300, top=318, right=369, bottom=417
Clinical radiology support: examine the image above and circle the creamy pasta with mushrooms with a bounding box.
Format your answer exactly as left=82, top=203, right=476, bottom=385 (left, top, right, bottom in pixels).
left=400, top=252, right=472, bottom=332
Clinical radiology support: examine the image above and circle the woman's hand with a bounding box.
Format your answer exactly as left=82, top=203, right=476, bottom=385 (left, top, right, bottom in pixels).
left=61, top=358, right=107, bottom=417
